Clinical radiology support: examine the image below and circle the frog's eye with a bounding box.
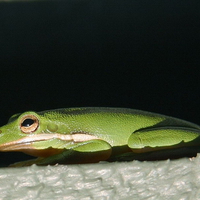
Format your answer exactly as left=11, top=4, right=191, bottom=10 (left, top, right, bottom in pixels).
left=20, top=115, right=39, bottom=133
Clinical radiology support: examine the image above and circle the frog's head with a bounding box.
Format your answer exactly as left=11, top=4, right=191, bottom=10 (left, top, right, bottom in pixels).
left=0, top=111, right=67, bottom=157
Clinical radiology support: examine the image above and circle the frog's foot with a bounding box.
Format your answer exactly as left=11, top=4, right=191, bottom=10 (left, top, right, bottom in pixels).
left=9, top=158, right=43, bottom=167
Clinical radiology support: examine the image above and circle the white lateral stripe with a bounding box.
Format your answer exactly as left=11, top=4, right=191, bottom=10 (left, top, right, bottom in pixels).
left=15, top=133, right=99, bottom=144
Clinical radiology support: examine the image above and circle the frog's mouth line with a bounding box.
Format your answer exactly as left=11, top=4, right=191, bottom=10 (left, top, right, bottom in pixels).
left=0, top=133, right=99, bottom=151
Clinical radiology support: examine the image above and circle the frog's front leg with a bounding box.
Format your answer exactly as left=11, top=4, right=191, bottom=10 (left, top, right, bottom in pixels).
left=11, top=140, right=112, bottom=166
left=37, top=139, right=112, bottom=165
left=128, top=127, right=200, bottom=154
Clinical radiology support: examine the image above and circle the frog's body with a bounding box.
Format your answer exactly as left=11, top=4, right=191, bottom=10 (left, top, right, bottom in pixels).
left=0, top=107, right=200, bottom=166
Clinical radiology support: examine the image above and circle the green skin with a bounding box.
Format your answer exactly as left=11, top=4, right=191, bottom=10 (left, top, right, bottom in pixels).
left=0, top=107, right=200, bottom=166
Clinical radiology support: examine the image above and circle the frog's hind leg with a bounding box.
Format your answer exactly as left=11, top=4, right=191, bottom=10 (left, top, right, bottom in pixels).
left=127, top=127, right=200, bottom=160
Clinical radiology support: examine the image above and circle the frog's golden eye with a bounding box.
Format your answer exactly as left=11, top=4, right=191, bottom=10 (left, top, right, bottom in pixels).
left=20, top=115, right=39, bottom=133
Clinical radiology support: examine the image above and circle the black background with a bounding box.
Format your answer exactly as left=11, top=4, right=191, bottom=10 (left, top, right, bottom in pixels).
left=0, top=0, right=200, bottom=165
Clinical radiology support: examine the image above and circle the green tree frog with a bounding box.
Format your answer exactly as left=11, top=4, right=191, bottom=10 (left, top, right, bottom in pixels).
left=0, top=107, right=200, bottom=166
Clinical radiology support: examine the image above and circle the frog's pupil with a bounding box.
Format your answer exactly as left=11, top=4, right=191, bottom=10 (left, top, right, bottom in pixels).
left=22, top=119, right=34, bottom=127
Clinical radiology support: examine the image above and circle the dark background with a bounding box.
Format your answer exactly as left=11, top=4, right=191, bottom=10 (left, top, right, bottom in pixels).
left=0, top=0, right=200, bottom=165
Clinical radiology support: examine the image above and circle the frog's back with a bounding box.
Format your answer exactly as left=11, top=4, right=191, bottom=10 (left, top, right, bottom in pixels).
left=40, top=107, right=200, bottom=130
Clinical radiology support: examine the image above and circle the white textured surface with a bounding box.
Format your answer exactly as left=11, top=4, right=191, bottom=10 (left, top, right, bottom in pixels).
left=1, top=155, right=200, bottom=200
